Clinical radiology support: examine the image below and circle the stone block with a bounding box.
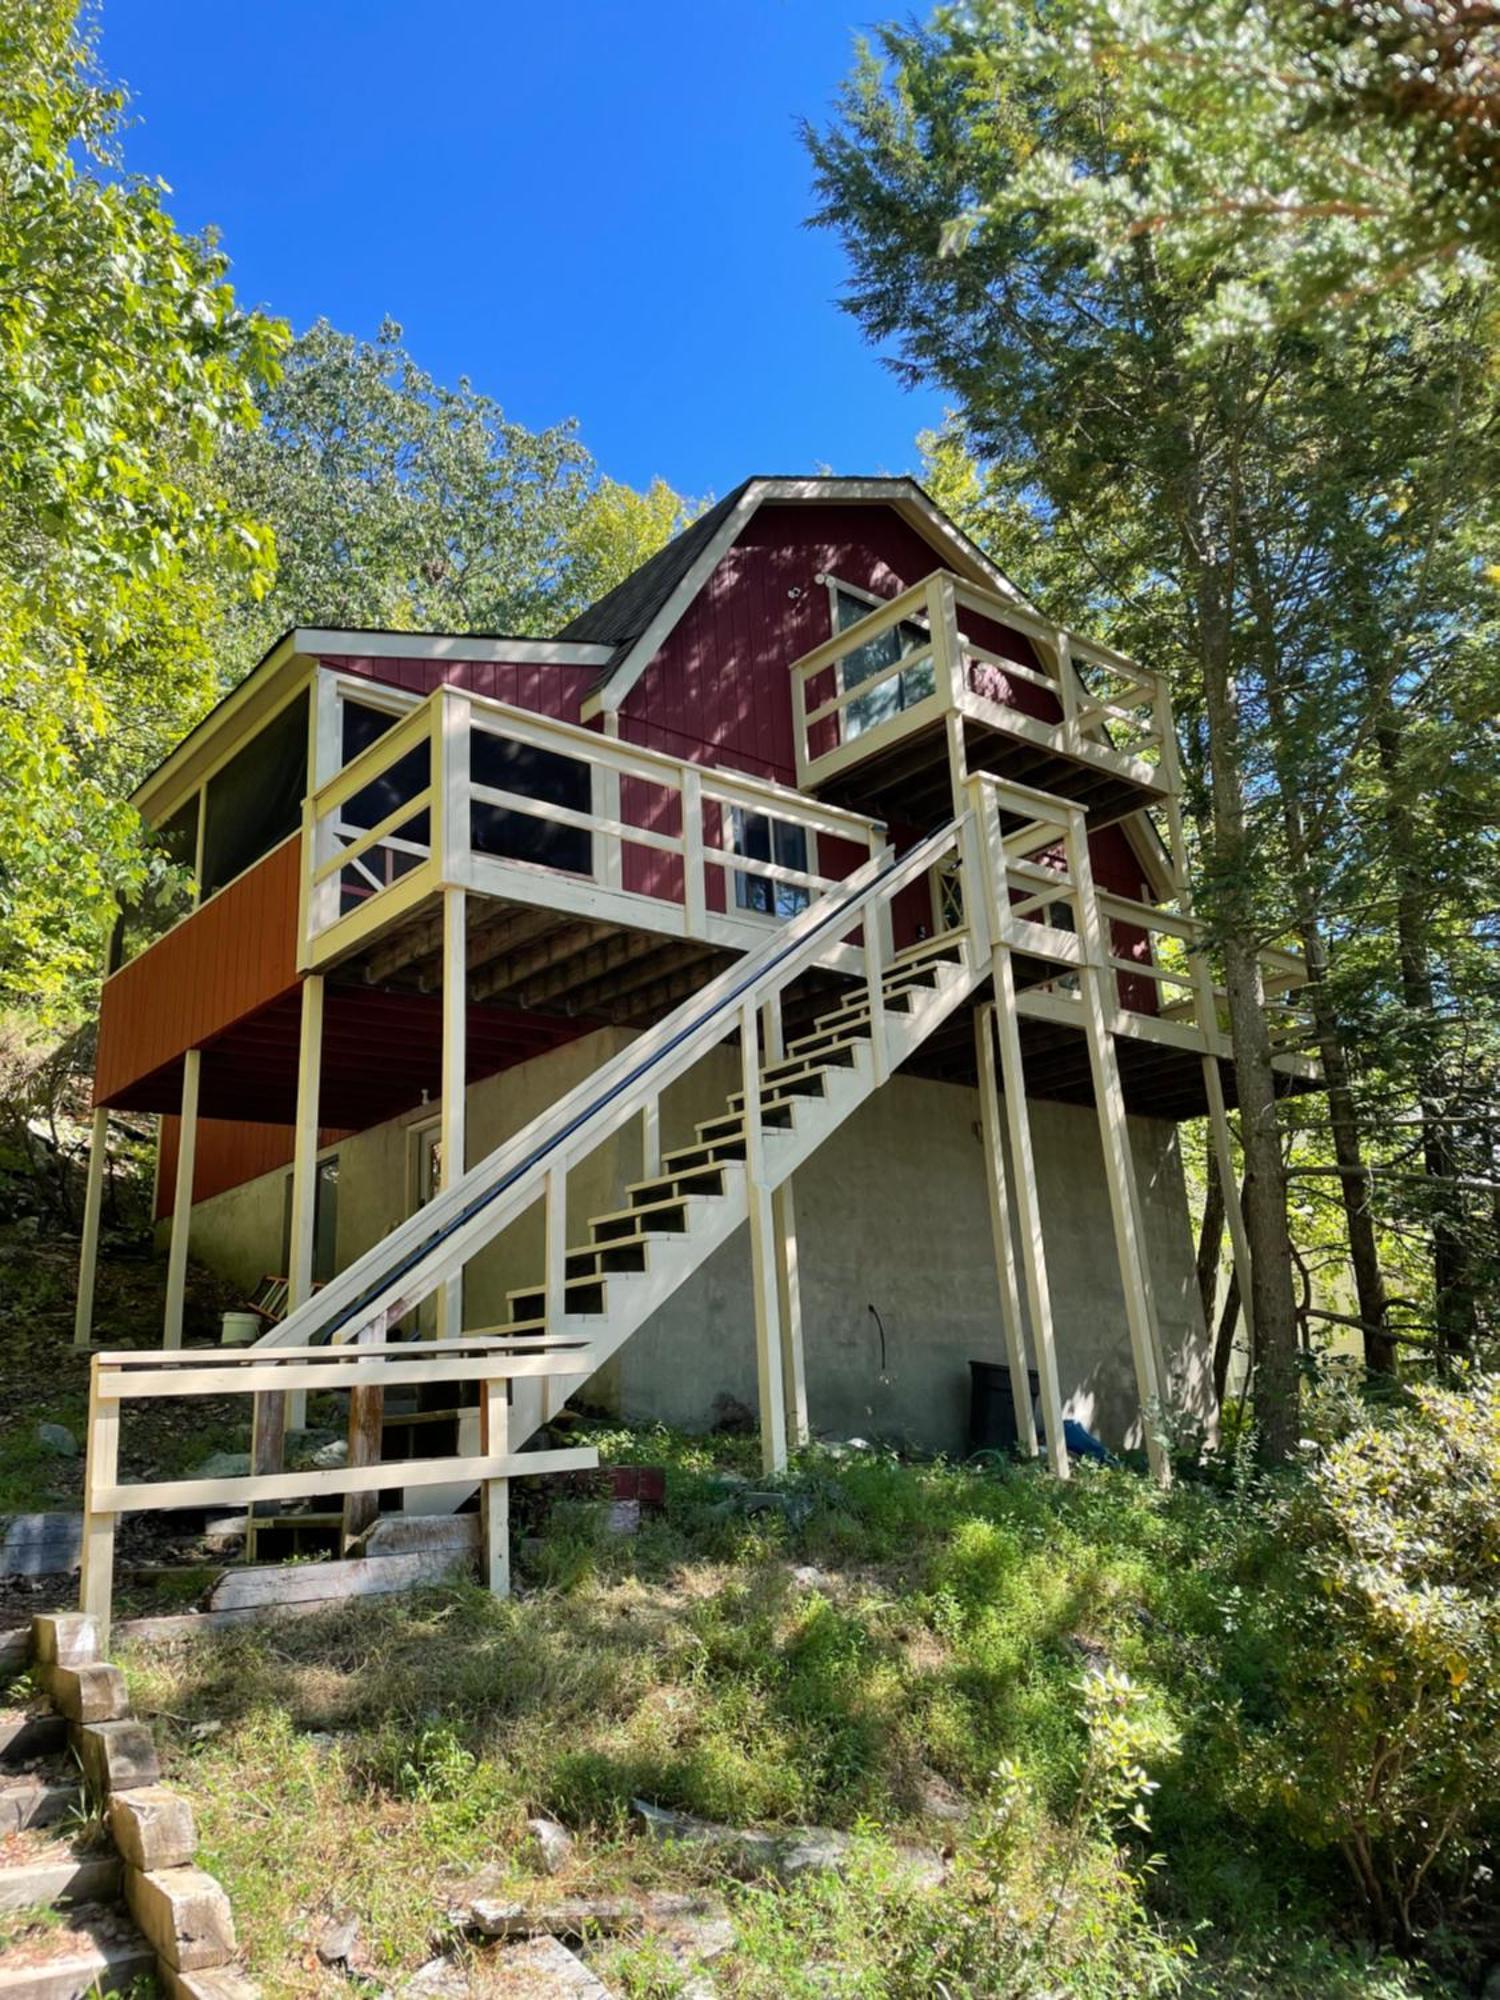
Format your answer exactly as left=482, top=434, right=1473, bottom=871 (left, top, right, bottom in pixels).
left=160, top=1966, right=261, bottom=1999
left=109, top=1784, right=199, bottom=1870
left=46, top=1661, right=129, bottom=1724
left=30, top=1611, right=99, bottom=1669
left=74, top=1716, right=161, bottom=1795
left=126, top=1863, right=237, bottom=1972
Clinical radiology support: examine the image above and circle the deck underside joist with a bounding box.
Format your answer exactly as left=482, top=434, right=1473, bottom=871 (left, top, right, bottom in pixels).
left=812, top=715, right=1167, bottom=832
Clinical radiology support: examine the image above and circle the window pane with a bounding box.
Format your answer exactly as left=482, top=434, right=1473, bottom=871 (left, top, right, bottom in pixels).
left=835, top=589, right=930, bottom=740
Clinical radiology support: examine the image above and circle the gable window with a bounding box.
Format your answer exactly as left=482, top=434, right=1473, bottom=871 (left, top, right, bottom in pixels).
left=832, top=584, right=935, bottom=740
left=730, top=807, right=810, bottom=919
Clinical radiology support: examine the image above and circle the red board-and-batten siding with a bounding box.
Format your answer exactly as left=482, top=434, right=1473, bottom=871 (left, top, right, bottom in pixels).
left=613, top=502, right=1157, bottom=973
left=322, top=652, right=599, bottom=718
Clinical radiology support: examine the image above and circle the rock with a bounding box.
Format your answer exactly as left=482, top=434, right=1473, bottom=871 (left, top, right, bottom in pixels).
left=891, top=1843, right=948, bottom=1891
left=1, top=1511, right=83, bottom=1577
left=465, top=1895, right=635, bottom=1940
left=776, top=1830, right=852, bottom=1881
left=315, top=1913, right=360, bottom=1966
left=528, top=1814, right=574, bottom=1876
left=917, top=1775, right=967, bottom=1824
left=631, top=1800, right=780, bottom=1877
left=488, top=1936, right=612, bottom=1997
left=196, top=1452, right=251, bottom=1481
left=402, top=1959, right=469, bottom=1998
left=604, top=1498, right=641, bottom=1537
left=790, top=1565, right=828, bottom=1591
left=309, top=1438, right=348, bottom=1470
left=35, top=1422, right=78, bottom=1458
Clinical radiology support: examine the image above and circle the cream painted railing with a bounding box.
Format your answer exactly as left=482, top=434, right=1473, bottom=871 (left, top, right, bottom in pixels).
left=300, top=684, right=887, bottom=970
left=789, top=570, right=1171, bottom=797
left=79, top=1333, right=600, bottom=1642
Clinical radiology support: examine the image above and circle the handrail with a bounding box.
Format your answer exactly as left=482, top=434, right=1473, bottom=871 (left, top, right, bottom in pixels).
left=262, top=816, right=965, bottom=1354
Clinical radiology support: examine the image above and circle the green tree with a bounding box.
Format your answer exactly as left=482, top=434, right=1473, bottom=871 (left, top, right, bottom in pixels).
left=809, top=8, right=1500, bottom=1441
left=0, top=0, right=283, bottom=1014
left=215, top=319, right=696, bottom=678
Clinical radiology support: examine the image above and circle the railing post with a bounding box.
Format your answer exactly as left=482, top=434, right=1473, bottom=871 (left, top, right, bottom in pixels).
left=1057, top=631, right=1082, bottom=754
left=545, top=1163, right=568, bottom=1332
left=640, top=1095, right=661, bottom=1182
left=681, top=765, right=706, bottom=936
left=79, top=1356, right=118, bottom=1648
left=597, top=721, right=624, bottom=892
left=73, top=1105, right=109, bottom=1351
left=927, top=572, right=964, bottom=710
left=863, top=884, right=889, bottom=1088
left=341, top=1311, right=386, bottom=1551
left=480, top=1374, right=511, bottom=1598
left=284, top=971, right=325, bottom=1434
left=1065, top=808, right=1171, bottom=1487
left=741, top=998, right=788, bottom=1476
left=437, top=685, right=472, bottom=886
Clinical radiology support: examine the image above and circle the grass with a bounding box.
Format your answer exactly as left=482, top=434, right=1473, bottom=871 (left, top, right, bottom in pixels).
left=116, top=1427, right=1455, bottom=2000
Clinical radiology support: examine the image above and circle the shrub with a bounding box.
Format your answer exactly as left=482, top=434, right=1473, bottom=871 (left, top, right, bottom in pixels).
left=1239, top=1376, right=1500, bottom=1942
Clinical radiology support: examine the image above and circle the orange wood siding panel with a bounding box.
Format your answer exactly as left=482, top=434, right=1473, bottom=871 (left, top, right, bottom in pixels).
left=95, top=838, right=301, bottom=1108
left=154, top=1116, right=349, bottom=1221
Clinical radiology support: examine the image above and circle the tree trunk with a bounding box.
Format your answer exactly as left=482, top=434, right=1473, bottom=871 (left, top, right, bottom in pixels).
left=1195, top=1142, right=1226, bottom=1338
left=1375, top=712, right=1477, bottom=1362
left=1191, top=546, right=1302, bottom=1461
left=1238, top=508, right=1395, bottom=1376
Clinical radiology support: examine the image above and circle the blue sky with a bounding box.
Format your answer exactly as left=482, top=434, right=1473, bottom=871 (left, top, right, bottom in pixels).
left=98, top=0, right=947, bottom=504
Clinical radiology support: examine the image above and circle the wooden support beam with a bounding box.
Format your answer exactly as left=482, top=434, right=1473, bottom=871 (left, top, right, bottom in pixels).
left=989, top=950, right=1070, bottom=1479
left=975, top=1005, right=1038, bottom=1457
left=439, top=887, right=466, bottom=1342
left=1065, top=815, right=1170, bottom=1487
left=284, top=973, right=324, bottom=1434
left=741, top=999, right=787, bottom=1476
left=773, top=1179, right=809, bottom=1450
left=73, top=1106, right=109, bottom=1350
left=162, top=1050, right=200, bottom=1350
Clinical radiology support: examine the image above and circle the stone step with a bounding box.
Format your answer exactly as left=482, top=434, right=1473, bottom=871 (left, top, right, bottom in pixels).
left=0, top=1905, right=154, bottom=1999
left=0, top=1716, right=67, bottom=1774
left=0, top=1773, right=79, bottom=1839
left=0, top=1831, right=121, bottom=1914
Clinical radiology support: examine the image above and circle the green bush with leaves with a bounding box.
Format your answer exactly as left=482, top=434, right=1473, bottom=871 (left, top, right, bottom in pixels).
left=1239, top=1378, right=1500, bottom=1940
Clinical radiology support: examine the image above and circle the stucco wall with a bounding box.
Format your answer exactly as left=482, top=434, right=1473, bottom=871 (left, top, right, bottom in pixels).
left=177, top=1028, right=1209, bottom=1455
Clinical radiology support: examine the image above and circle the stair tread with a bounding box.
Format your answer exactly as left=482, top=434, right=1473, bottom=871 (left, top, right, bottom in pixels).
left=0, top=1903, right=153, bottom=1995
left=0, top=1830, right=120, bottom=1915
left=0, top=1718, right=66, bottom=1777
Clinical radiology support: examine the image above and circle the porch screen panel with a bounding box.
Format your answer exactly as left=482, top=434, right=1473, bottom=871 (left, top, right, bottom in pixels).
left=470, top=726, right=592, bottom=876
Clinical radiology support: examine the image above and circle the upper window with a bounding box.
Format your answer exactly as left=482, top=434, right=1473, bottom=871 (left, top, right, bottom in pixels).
left=833, top=585, right=934, bottom=740
left=730, top=807, right=810, bottom=919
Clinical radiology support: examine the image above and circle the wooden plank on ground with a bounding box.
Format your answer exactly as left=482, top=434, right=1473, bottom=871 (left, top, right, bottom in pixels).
left=206, top=1545, right=474, bottom=1613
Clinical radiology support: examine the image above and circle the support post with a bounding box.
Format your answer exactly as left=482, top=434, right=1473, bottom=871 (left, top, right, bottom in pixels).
left=79, top=1358, right=119, bottom=1648
left=480, top=1377, right=511, bottom=1597
left=341, top=1313, right=386, bottom=1551
left=741, top=999, right=787, bottom=1475
left=73, top=1105, right=109, bottom=1350
left=162, top=1050, right=201, bottom=1349
left=975, top=1006, right=1038, bottom=1457
left=761, top=995, right=808, bottom=1451
left=990, top=951, right=1070, bottom=1479
left=439, top=887, right=466, bottom=1341
left=284, top=972, right=325, bottom=1433
left=1065, top=813, right=1171, bottom=1486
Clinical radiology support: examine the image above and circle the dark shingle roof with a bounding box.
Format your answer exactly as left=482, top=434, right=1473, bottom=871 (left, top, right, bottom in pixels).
left=555, top=481, right=753, bottom=651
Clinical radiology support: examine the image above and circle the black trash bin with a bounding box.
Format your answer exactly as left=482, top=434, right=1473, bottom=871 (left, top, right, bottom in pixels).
left=968, top=1360, right=1041, bottom=1453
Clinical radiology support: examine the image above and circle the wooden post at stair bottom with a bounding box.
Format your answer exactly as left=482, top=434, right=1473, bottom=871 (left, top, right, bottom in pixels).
left=480, top=1376, right=510, bottom=1597
left=284, top=971, right=325, bottom=1436
left=341, top=1313, right=387, bottom=1551
left=988, top=949, right=1071, bottom=1479
left=741, top=999, right=788, bottom=1476
left=73, top=1105, right=109, bottom=1350
left=162, top=1049, right=201, bottom=1349
left=761, top=996, right=808, bottom=1452
left=975, top=1005, right=1039, bottom=1458
left=79, top=1357, right=119, bottom=1648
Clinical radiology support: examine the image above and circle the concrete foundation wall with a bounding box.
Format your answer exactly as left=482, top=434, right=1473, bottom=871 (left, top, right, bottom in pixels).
left=176, top=1027, right=1211, bottom=1455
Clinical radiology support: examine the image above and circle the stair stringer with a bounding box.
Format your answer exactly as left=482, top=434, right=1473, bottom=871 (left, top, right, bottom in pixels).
left=505, top=941, right=984, bottom=1451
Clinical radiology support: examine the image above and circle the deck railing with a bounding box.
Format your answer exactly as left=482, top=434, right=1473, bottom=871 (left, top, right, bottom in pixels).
left=300, top=685, right=887, bottom=970
left=789, top=571, right=1171, bottom=799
